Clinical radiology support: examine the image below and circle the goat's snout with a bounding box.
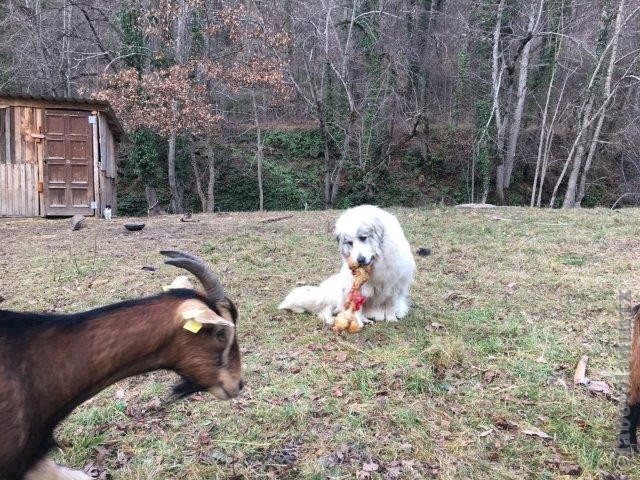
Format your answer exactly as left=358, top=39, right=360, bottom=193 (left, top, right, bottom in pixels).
left=209, top=369, right=244, bottom=400
left=227, top=378, right=244, bottom=397
left=210, top=379, right=243, bottom=400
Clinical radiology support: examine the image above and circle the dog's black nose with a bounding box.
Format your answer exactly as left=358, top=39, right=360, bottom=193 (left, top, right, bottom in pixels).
left=239, top=380, right=245, bottom=391
left=357, top=254, right=366, bottom=265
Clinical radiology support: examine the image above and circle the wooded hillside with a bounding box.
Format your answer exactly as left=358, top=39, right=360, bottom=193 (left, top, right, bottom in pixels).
left=1, top=0, right=638, bottom=212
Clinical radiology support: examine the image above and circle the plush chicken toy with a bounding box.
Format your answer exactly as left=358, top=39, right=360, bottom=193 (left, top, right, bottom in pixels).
left=333, top=260, right=372, bottom=333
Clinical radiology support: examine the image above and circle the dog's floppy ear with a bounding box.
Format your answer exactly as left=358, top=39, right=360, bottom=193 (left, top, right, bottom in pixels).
left=371, top=217, right=385, bottom=246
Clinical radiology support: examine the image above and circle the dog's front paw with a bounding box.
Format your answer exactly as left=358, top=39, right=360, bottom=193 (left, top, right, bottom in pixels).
left=364, top=308, right=386, bottom=321
left=394, top=298, right=410, bottom=319
left=321, top=309, right=335, bottom=325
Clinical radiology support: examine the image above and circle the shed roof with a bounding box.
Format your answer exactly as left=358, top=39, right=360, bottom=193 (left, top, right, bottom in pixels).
left=0, top=93, right=125, bottom=141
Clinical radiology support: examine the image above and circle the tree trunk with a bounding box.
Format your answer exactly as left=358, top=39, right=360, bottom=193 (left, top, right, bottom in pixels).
left=491, top=0, right=506, bottom=203
left=28, top=0, right=57, bottom=95
left=322, top=125, right=333, bottom=209
left=62, top=0, right=72, bottom=97
left=206, top=141, right=215, bottom=213
left=175, top=0, right=189, bottom=65
left=561, top=93, right=595, bottom=208
left=575, top=108, right=605, bottom=206
left=330, top=114, right=355, bottom=207
left=191, top=149, right=207, bottom=213
left=535, top=74, right=568, bottom=207
left=576, top=0, right=626, bottom=206
left=553, top=0, right=625, bottom=208
left=501, top=2, right=541, bottom=196
left=167, top=131, right=183, bottom=214
left=190, top=141, right=216, bottom=213
left=252, top=92, right=265, bottom=212
left=531, top=32, right=563, bottom=207
left=316, top=102, right=334, bottom=209
left=145, top=186, right=166, bottom=216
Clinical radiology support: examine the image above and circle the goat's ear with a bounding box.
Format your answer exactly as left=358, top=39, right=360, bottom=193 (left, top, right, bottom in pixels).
left=214, top=297, right=238, bottom=323
left=180, top=302, right=235, bottom=334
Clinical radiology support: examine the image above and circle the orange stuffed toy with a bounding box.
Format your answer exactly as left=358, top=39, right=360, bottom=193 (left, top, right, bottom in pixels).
left=332, top=259, right=372, bottom=333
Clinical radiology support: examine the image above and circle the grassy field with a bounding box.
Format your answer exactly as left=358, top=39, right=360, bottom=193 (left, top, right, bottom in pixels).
left=1, top=207, right=639, bottom=479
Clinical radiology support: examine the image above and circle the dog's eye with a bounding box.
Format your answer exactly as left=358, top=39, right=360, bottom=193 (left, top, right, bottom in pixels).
left=358, top=236, right=367, bottom=242
left=345, top=240, right=353, bottom=247
left=216, top=330, right=226, bottom=342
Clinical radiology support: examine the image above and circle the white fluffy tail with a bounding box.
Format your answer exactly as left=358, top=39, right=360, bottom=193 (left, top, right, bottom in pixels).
left=278, top=286, right=326, bottom=314
left=25, top=459, right=92, bottom=480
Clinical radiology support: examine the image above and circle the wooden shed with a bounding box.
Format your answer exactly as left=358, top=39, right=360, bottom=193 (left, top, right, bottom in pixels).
left=0, top=94, right=124, bottom=217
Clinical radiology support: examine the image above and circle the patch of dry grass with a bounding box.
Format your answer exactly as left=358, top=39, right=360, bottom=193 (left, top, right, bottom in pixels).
left=1, top=207, right=639, bottom=479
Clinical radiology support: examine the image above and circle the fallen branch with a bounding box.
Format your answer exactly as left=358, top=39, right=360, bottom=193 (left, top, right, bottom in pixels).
left=573, top=354, right=615, bottom=400
left=573, top=355, right=588, bottom=385
left=260, top=215, right=294, bottom=224
left=455, top=203, right=497, bottom=209
left=611, top=192, right=640, bottom=209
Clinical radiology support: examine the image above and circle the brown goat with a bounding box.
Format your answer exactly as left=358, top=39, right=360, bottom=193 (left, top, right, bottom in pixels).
left=0, top=251, right=243, bottom=480
left=620, top=304, right=640, bottom=452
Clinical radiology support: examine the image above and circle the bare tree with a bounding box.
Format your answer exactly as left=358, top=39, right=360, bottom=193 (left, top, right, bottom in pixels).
left=2, top=0, right=639, bottom=211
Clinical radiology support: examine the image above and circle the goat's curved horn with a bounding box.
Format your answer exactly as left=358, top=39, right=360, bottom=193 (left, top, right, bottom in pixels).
left=160, top=250, right=201, bottom=261
left=160, top=250, right=225, bottom=302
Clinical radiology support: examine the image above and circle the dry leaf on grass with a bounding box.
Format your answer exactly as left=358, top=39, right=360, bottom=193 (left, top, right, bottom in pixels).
left=523, top=427, right=552, bottom=439
left=83, top=464, right=108, bottom=480
left=554, top=378, right=569, bottom=389
left=572, top=355, right=616, bottom=399
left=581, top=379, right=614, bottom=397
left=494, top=416, right=519, bottom=431
left=362, top=462, right=379, bottom=472
left=483, top=369, right=500, bottom=384
left=201, top=449, right=230, bottom=465
left=94, top=446, right=109, bottom=466
left=545, top=458, right=583, bottom=476
left=479, top=428, right=494, bottom=438
left=558, top=462, right=582, bottom=476
left=336, top=351, right=348, bottom=362
left=116, top=450, right=130, bottom=467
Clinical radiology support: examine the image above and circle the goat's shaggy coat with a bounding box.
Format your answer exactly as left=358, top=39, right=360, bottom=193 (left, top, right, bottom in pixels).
left=620, top=305, right=640, bottom=451
left=0, top=254, right=242, bottom=480
left=279, top=205, right=416, bottom=327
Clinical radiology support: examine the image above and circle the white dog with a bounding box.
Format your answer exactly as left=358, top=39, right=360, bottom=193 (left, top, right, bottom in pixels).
left=279, top=205, right=415, bottom=328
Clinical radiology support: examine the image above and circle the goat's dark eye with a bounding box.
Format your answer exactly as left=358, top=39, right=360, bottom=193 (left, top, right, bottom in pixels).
left=346, top=240, right=353, bottom=247
left=216, top=330, right=226, bottom=342
left=358, top=236, right=367, bottom=242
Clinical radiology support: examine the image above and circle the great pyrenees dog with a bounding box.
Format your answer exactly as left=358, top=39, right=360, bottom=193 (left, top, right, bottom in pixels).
left=279, top=205, right=415, bottom=328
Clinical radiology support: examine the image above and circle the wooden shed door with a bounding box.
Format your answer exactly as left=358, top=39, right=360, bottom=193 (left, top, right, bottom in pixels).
left=43, top=110, right=94, bottom=216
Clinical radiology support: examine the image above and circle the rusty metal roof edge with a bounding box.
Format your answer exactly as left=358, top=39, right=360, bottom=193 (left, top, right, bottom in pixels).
left=0, top=93, right=126, bottom=141
left=0, top=92, right=113, bottom=109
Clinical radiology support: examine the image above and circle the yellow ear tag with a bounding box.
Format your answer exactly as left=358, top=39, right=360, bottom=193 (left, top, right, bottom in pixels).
left=183, top=319, right=203, bottom=333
